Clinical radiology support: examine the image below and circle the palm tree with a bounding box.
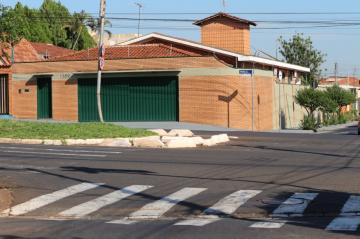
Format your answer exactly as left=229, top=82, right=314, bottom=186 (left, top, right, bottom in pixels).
left=66, top=11, right=112, bottom=50
left=86, top=17, right=112, bottom=39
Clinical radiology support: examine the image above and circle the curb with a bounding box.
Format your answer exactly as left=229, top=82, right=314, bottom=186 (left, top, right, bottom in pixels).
left=0, top=130, right=230, bottom=149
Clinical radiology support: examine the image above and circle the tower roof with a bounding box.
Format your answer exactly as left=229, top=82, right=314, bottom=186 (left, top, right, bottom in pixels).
left=193, top=12, right=257, bottom=27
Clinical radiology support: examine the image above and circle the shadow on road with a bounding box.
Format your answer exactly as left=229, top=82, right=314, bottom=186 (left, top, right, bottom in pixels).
left=61, top=166, right=154, bottom=175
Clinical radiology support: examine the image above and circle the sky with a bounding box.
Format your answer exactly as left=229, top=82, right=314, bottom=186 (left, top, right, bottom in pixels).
left=2, top=0, right=360, bottom=76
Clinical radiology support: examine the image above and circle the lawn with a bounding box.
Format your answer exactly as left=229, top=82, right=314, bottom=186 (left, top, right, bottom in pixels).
left=0, top=120, right=155, bottom=139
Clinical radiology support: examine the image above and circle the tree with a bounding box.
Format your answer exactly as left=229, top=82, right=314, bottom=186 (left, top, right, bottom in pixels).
left=86, top=17, right=112, bottom=39
left=64, top=11, right=95, bottom=50
left=325, top=85, right=357, bottom=116
left=279, top=34, right=326, bottom=87
left=295, top=88, right=323, bottom=117
left=0, top=0, right=95, bottom=50
left=318, top=91, right=337, bottom=114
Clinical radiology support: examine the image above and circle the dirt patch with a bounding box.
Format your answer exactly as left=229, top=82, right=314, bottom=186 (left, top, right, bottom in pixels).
left=0, top=188, right=13, bottom=212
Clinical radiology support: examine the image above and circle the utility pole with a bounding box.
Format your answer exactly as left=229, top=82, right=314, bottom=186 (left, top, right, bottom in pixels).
left=96, top=0, right=106, bottom=122
left=135, top=3, right=143, bottom=36
left=334, top=62, right=338, bottom=84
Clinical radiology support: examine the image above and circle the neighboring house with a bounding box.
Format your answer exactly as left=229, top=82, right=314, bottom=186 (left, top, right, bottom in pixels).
left=319, top=76, right=360, bottom=112
left=1, top=12, right=310, bottom=131
left=90, top=31, right=141, bottom=46
left=0, top=39, right=76, bottom=117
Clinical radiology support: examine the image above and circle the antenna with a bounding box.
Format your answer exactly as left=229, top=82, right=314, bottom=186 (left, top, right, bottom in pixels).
left=222, top=0, right=226, bottom=11
left=135, top=2, right=143, bottom=36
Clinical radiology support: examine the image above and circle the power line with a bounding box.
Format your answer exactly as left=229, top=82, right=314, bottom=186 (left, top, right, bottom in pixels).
left=96, top=12, right=360, bottom=15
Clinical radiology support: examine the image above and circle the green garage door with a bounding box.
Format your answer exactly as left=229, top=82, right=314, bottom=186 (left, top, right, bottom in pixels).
left=78, top=77, right=178, bottom=122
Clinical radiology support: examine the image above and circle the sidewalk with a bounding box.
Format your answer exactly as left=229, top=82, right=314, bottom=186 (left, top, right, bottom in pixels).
left=274, top=121, right=358, bottom=134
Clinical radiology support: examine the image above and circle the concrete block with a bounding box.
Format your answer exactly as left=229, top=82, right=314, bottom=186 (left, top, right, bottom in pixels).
left=202, top=138, right=217, bottom=147
left=167, top=129, right=194, bottom=137
left=0, top=138, right=18, bottom=144
left=210, top=134, right=230, bottom=144
left=191, top=136, right=205, bottom=145
left=101, top=138, right=132, bottom=147
left=161, top=136, right=187, bottom=143
left=65, top=139, right=87, bottom=145
left=165, top=138, right=197, bottom=148
left=149, top=129, right=168, bottom=136
left=43, top=140, right=63, bottom=146
left=83, top=139, right=105, bottom=145
left=19, top=139, right=43, bottom=145
left=132, top=136, right=164, bottom=148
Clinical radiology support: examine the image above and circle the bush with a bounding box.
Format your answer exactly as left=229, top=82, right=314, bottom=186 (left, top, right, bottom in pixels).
left=322, top=114, right=339, bottom=126
left=300, top=115, right=321, bottom=132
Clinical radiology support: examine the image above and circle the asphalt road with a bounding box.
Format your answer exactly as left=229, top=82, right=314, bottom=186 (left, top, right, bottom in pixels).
left=0, top=126, right=359, bottom=239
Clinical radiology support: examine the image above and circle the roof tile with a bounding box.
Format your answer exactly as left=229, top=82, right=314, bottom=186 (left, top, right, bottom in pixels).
left=52, top=44, right=199, bottom=61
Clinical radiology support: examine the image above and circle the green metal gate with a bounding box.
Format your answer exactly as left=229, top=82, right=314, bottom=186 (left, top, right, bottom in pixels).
left=0, top=75, right=9, bottom=115
left=78, top=76, right=178, bottom=122
left=37, top=77, right=52, bottom=119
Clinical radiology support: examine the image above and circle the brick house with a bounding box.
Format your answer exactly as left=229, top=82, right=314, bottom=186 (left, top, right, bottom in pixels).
left=1, top=13, right=310, bottom=130
left=319, top=76, right=360, bottom=112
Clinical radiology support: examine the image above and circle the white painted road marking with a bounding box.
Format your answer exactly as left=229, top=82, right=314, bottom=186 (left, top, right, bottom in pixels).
left=1, top=183, right=102, bottom=216
left=175, top=190, right=261, bottom=226
left=249, top=192, right=318, bottom=229
left=59, top=185, right=153, bottom=218
left=250, top=221, right=286, bottom=229
left=108, top=187, right=206, bottom=224
left=326, top=196, right=360, bottom=231
left=271, top=193, right=319, bottom=217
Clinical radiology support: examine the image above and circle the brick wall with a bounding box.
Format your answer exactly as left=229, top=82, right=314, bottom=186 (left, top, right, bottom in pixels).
left=52, top=79, right=78, bottom=121
left=11, top=78, right=78, bottom=121
left=179, top=75, right=274, bottom=131
left=201, top=19, right=251, bottom=55
left=11, top=78, right=37, bottom=119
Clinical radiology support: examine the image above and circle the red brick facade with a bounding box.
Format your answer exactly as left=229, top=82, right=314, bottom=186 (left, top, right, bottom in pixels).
left=10, top=56, right=276, bottom=130
left=200, top=19, right=251, bottom=55
left=179, top=75, right=274, bottom=130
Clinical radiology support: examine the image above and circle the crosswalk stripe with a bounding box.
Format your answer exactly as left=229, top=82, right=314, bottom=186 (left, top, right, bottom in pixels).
left=326, top=216, right=360, bottom=231
left=249, top=192, right=318, bottom=229
left=271, top=193, right=318, bottom=217
left=58, top=185, right=153, bottom=218
left=326, top=195, right=360, bottom=231
left=175, top=190, right=261, bottom=226
left=250, top=221, right=286, bottom=229
left=108, top=187, right=206, bottom=224
left=2, top=183, right=102, bottom=216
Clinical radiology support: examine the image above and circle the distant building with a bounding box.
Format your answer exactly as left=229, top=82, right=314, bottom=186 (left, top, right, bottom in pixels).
left=89, top=31, right=141, bottom=46
left=319, top=76, right=360, bottom=111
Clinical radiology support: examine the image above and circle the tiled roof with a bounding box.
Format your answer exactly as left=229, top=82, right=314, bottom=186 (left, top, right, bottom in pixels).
left=52, top=44, right=199, bottom=61
left=7, top=39, right=42, bottom=63
left=0, top=48, right=11, bottom=67
left=193, top=12, right=257, bottom=26
left=0, top=39, right=79, bottom=64
left=30, top=42, right=76, bottom=59
left=320, top=77, right=360, bottom=87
